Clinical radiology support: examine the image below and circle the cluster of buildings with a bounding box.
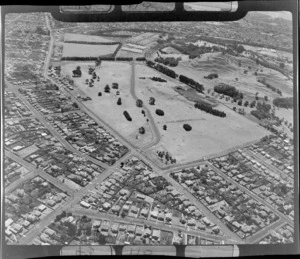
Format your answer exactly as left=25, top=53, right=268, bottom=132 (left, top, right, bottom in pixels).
left=38, top=212, right=222, bottom=246
left=4, top=157, right=30, bottom=188
left=18, top=86, right=79, bottom=115
left=5, top=176, right=68, bottom=244
left=247, top=135, right=294, bottom=181
left=43, top=152, right=103, bottom=189
left=210, top=148, right=293, bottom=218
left=4, top=91, right=32, bottom=119
left=46, top=111, right=128, bottom=165
left=258, top=224, right=294, bottom=244
left=78, top=156, right=223, bottom=238
left=5, top=117, right=55, bottom=156
left=170, top=164, right=279, bottom=239
left=5, top=114, right=103, bottom=190
left=5, top=13, right=50, bottom=85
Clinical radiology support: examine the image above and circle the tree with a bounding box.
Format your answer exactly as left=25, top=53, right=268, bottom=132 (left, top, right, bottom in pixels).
left=244, top=101, right=249, bottom=107
left=264, top=96, right=269, bottom=101
left=139, top=127, right=145, bottom=134
left=163, top=125, right=167, bottom=130
left=279, top=62, right=285, bottom=69
left=98, top=233, right=106, bottom=245
left=233, top=107, right=236, bottom=111
left=155, top=109, right=164, bottom=116
left=136, top=99, right=143, bottom=108
left=123, top=111, right=132, bottom=121
left=183, top=124, right=192, bottom=131
left=98, top=92, right=102, bottom=96
left=149, top=97, right=155, bottom=105
left=104, top=85, right=110, bottom=93
left=250, top=100, right=256, bottom=108
left=72, top=102, right=79, bottom=108
left=238, top=100, right=242, bottom=106
left=117, top=98, right=122, bottom=105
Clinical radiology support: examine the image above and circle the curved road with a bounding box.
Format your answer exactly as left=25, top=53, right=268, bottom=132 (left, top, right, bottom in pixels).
left=130, top=61, right=161, bottom=150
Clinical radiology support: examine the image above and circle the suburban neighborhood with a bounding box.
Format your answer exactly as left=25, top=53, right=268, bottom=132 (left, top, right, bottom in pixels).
left=3, top=5, right=295, bottom=252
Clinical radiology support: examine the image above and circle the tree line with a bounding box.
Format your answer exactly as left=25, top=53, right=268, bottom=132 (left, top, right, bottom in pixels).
left=179, top=75, right=204, bottom=93
left=146, top=60, right=177, bottom=79
left=154, top=56, right=179, bottom=67
left=214, top=84, right=243, bottom=100
left=194, top=102, right=226, bottom=117
left=273, top=97, right=293, bottom=109
left=64, top=40, right=120, bottom=45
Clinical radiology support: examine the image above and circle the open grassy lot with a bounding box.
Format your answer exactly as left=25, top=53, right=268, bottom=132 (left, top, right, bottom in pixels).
left=62, top=43, right=119, bottom=58
left=60, top=61, right=153, bottom=148
left=64, top=33, right=117, bottom=43
left=172, top=52, right=293, bottom=99
left=135, top=64, right=269, bottom=164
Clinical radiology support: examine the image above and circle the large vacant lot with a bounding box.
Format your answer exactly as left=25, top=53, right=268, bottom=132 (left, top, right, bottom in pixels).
left=135, top=64, right=269, bottom=164
left=62, top=43, right=119, bottom=58
left=171, top=52, right=293, bottom=99
left=64, top=33, right=117, bottom=43
left=60, top=61, right=154, bottom=148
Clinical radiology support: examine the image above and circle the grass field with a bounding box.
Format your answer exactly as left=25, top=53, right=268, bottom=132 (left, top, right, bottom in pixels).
left=62, top=43, right=119, bottom=58
left=64, top=33, right=117, bottom=43
left=60, top=61, right=154, bottom=148
left=172, top=52, right=293, bottom=100
left=135, top=64, right=269, bottom=164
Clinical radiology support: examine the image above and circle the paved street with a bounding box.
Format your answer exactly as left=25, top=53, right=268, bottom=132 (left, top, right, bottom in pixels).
left=69, top=208, right=230, bottom=243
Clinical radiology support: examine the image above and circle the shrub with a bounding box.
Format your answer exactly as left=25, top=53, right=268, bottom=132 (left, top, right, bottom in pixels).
left=204, top=73, right=218, bottom=79
left=117, top=98, right=122, bottom=105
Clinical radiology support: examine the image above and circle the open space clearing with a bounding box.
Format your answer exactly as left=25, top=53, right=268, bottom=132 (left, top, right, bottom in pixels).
left=16, top=145, right=39, bottom=158
left=171, top=52, right=293, bottom=99
left=64, top=33, right=117, bottom=43
left=60, top=61, right=153, bottom=148
left=62, top=43, right=119, bottom=58
left=127, top=32, right=160, bottom=46
left=135, top=64, right=269, bottom=164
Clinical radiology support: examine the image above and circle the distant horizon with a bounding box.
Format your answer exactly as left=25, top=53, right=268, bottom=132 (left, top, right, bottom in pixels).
left=184, top=2, right=292, bottom=21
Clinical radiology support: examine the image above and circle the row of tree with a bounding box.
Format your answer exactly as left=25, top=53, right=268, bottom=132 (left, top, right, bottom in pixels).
left=273, top=97, right=293, bottom=109
left=214, top=84, right=243, bottom=100
left=146, top=60, right=177, bottom=79
left=257, top=78, right=282, bottom=96
left=179, top=75, right=204, bottom=93
left=194, top=102, right=226, bottom=117
left=150, top=76, right=167, bottom=82
left=154, top=56, right=179, bottom=67
left=64, top=40, right=120, bottom=45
